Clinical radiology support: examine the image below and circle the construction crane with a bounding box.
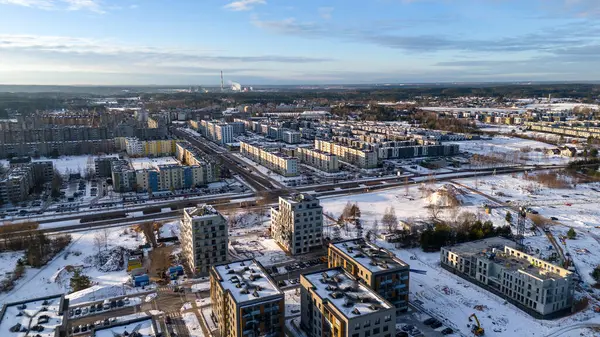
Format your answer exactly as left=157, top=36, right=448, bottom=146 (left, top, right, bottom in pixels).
left=468, top=313, right=485, bottom=336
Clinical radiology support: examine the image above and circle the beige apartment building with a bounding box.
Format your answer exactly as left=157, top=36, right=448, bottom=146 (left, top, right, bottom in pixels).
left=314, top=139, right=378, bottom=169
left=295, top=148, right=340, bottom=173
left=210, top=259, right=284, bottom=337
left=181, top=206, right=228, bottom=275
left=240, top=141, right=298, bottom=176
left=300, top=268, right=396, bottom=337
left=328, top=239, right=410, bottom=314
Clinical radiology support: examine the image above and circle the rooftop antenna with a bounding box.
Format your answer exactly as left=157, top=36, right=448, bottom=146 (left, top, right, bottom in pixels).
left=221, top=71, right=224, bottom=92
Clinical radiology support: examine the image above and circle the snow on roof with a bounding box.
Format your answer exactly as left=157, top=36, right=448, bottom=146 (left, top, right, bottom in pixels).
left=213, top=259, right=282, bottom=304
left=130, top=156, right=180, bottom=170
left=93, top=317, right=155, bottom=337
left=0, top=295, right=65, bottom=337
left=332, top=239, right=408, bottom=273
left=302, top=268, right=393, bottom=319
left=184, top=205, right=219, bottom=219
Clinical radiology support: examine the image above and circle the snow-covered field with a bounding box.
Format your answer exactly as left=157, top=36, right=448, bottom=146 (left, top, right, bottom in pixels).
left=447, top=136, right=570, bottom=165
left=33, top=155, right=116, bottom=175
left=0, top=226, right=145, bottom=303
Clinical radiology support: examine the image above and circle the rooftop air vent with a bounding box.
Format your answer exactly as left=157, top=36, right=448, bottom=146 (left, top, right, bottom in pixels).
left=240, top=288, right=249, bottom=294
left=352, top=308, right=361, bottom=315
left=227, top=270, right=234, bottom=274
left=225, top=265, right=230, bottom=270
left=354, top=253, right=364, bottom=258
left=368, top=304, right=380, bottom=311
left=252, top=289, right=260, bottom=298
left=240, top=262, right=245, bottom=266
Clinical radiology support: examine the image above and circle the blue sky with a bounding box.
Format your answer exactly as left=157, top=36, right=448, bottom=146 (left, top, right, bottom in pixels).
left=1, top=0, right=600, bottom=85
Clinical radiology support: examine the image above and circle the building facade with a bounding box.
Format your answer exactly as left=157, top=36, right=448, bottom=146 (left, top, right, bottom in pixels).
left=296, top=148, right=340, bottom=173
left=328, top=239, right=410, bottom=314
left=315, top=139, right=378, bottom=169
left=210, top=259, right=284, bottom=337
left=240, top=141, right=298, bottom=177
left=440, top=237, right=574, bottom=318
left=181, top=206, right=229, bottom=275
left=300, top=268, right=396, bottom=337
left=282, top=130, right=301, bottom=144
left=270, top=194, right=323, bottom=255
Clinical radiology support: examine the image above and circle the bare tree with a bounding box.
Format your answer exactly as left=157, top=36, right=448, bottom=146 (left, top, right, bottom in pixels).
left=371, top=220, right=379, bottom=240
left=381, top=207, right=398, bottom=232
left=93, top=233, right=103, bottom=255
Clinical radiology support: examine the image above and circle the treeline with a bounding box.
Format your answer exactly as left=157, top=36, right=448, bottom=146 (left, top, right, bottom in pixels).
left=0, top=222, right=71, bottom=267
left=420, top=220, right=512, bottom=252
left=406, top=111, right=478, bottom=133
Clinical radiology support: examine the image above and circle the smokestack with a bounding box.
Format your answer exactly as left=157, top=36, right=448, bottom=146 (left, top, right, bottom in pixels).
left=221, top=71, right=224, bottom=92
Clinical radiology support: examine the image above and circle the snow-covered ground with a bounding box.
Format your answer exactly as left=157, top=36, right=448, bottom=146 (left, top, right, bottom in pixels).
left=447, top=136, right=570, bottom=165
left=33, top=155, right=116, bottom=176
left=284, top=288, right=301, bottom=317
left=66, top=284, right=153, bottom=306
left=182, top=312, right=205, bottom=337
left=0, top=251, right=24, bottom=282
left=0, top=226, right=146, bottom=303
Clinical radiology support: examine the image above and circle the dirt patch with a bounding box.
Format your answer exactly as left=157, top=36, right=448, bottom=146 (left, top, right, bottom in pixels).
left=148, top=245, right=175, bottom=281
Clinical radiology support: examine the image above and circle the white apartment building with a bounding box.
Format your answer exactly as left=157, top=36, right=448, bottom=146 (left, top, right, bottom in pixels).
left=282, top=130, right=301, bottom=144
left=181, top=206, right=229, bottom=275
left=215, top=124, right=234, bottom=145
left=440, top=237, right=574, bottom=318
left=295, top=148, right=339, bottom=173
left=270, top=194, right=323, bottom=255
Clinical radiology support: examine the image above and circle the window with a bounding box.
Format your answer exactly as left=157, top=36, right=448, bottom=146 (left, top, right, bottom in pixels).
left=384, top=315, right=391, bottom=322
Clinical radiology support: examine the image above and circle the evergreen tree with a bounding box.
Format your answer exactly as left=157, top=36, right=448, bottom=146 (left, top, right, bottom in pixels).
left=567, top=228, right=577, bottom=239
left=70, top=269, right=92, bottom=292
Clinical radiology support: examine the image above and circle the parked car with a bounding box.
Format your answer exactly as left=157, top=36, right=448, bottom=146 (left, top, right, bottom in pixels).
left=123, top=297, right=130, bottom=305
left=74, top=308, right=81, bottom=315
left=431, top=321, right=443, bottom=329
left=401, top=325, right=413, bottom=332
left=117, top=299, right=124, bottom=307
left=423, top=318, right=437, bottom=325
left=441, top=327, right=454, bottom=335
left=396, top=332, right=408, bottom=337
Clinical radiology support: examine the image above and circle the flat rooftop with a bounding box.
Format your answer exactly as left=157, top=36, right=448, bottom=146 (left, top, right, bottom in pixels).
left=303, top=268, right=392, bottom=319
left=213, top=259, right=282, bottom=304
left=444, top=237, right=516, bottom=257
left=130, top=157, right=180, bottom=170
left=332, top=239, right=408, bottom=273
left=0, top=295, right=64, bottom=337
left=184, top=205, right=219, bottom=219
left=93, top=317, right=155, bottom=337
left=445, top=237, right=570, bottom=281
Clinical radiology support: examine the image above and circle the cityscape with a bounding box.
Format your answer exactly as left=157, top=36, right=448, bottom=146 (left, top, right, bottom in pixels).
left=2, top=1, right=600, bottom=337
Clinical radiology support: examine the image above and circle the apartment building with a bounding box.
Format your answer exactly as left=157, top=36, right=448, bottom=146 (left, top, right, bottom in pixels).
left=175, top=141, right=219, bottom=183
left=210, top=259, right=284, bottom=337
left=440, top=237, right=574, bottom=318
left=0, top=139, right=116, bottom=159
left=300, top=268, right=396, bottom=337
left=94, top=156, right=119, bottom=178
left=181, top=206, right=229, bottom=275
left=111, top=160, right=137, bottom=193
left=295, top=148, right=340, bottom=173
left=315, top=139, right=378, bottom=169
left=121, top=138, right=177, bottom=157
left=0, top=160, right=54, bottom=204
left=282, top=130, right=301, bottom=144
left=240, top=141, right=298, bottom=177
left=270, top=194, right=323, bottom=255
left=215, top=124, right=234, bottom=144
left=328, top=239, right=410, bottom=314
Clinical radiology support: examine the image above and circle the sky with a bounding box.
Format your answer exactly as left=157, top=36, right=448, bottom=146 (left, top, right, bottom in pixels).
left=1, top=0, right=600, bottom=85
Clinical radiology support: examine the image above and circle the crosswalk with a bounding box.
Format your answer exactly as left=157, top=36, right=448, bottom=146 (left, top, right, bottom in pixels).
left=166, top=310, right=183, bottom=319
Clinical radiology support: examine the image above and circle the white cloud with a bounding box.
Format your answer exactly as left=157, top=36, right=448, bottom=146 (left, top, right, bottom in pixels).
left=0, top=0, right=104, bottom=12
left=224, top=0, right=265, bottom=11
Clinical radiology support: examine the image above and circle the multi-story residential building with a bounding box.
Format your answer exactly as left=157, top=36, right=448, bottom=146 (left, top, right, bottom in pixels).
left=121, top=138, right=177, bottom=157
left=440, top=237, right=574, bottom=318
left=282, top=130, right=301, bottom=144
left=175, top=141, right=219, bottom=183
left=94, top=156, right=119, bottom=178
left=300, top=267, right=396, bottom=337
left=215, top=124, right=234, bottom=144
left=328, top=239, right=410, bottom=314
left=111, top=160, right=137, bottom=193
left=315, top=139, right=378, bottom=169
left=295, top=148, right=339, bottom=173
left=0, top=160, right=54, bottom=204
left=240, top=141, right=298, bottom=177
left=181, top=206, right=228, bottom=275
left=270, top=194, right=323, bottom=255
left=210, top=259, right=284, bottom=337
left=0, top=139, right=116, bottom=159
